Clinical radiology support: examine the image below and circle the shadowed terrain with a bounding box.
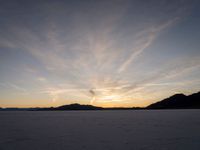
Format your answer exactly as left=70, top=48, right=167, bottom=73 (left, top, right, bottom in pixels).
left=147, top=92, right=200, bottom=109
left=0, top=110, right=200, bottom=150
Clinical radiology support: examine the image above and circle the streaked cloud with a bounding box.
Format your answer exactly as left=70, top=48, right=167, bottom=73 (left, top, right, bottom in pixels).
left=0, top=0, right=199, bottom=107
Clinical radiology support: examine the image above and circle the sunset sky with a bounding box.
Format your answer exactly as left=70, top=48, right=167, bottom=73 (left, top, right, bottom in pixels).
left=0, top=0, right=200, bottom=108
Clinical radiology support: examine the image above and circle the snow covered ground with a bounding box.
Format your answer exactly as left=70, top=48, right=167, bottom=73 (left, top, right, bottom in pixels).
left=0, top=110, right=200, bottom=150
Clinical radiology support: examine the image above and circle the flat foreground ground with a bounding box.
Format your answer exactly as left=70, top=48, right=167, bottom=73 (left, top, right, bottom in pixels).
left=0, top=110, right=200, bottom=150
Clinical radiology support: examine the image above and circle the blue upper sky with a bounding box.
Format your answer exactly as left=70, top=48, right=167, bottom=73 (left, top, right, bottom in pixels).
left=0, top=0, right=199, bottom=107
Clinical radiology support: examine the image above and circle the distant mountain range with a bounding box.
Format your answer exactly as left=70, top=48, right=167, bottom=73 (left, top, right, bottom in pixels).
left=0, top=91, right=199, bottom=110
left=38, top=103, right=139, bottom=111
left=146, top=91, right=200, bottom=109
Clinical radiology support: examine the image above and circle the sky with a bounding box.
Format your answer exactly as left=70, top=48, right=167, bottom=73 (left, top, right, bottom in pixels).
left=0, top=0, right=200, bottom=108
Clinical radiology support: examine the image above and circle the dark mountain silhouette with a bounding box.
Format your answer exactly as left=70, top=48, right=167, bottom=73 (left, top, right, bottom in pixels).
left=146, top=92, right=200, bottom=109
left=55, top=103, right=103, bottom=110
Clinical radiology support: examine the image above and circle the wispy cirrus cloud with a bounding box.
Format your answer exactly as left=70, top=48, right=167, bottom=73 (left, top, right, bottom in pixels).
left=0, top=0, right=199, bottom=106
left=117, top=17, right=180, bottom=73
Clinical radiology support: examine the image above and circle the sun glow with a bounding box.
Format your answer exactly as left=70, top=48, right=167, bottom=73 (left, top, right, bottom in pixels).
left=89, top=87, right=125, bottom=105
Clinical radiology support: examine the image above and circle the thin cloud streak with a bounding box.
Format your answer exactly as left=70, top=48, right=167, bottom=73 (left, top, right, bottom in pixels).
left=118, top=17, right=180, bottom=73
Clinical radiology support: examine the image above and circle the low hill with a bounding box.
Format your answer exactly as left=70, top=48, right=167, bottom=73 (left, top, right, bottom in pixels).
left=55, top=103, right=103, bottom=110
left=147, top=92, right=200, bottom=109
